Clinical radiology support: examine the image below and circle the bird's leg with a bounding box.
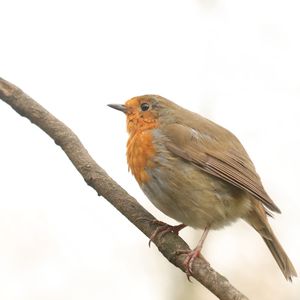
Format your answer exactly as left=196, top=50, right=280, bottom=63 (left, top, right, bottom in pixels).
left=148, top=222, right=186, bottom=246
left=137, top=217, right=186, bottom=246
left=176, top=226, right=210, bottom=279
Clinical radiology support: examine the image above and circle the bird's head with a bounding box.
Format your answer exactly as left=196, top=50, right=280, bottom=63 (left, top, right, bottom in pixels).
left=108, top=95, right=178, bottom=135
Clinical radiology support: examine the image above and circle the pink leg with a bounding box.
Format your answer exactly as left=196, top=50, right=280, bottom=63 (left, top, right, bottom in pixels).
left=137, top=217, right=186, bottom=246
left=149, top=222, right=186, bottom=246
left=177, top=226, right=210, bottom=279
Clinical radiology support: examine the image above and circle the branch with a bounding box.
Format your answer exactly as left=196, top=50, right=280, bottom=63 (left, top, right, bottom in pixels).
left=0, top=77, right=249, bottom=300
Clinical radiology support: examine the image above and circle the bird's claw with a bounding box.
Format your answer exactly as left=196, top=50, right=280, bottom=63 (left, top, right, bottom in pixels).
left=137, top=217, right=185, bottom=247
left=176, top=248, right=207, bottom=281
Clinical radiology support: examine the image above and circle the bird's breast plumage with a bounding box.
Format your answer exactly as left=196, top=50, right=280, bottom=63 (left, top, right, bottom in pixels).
left=126, top=130, right=157, bottom=184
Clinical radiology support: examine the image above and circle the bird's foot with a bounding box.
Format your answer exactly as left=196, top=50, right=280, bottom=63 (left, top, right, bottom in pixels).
left=176, top=226, right=210, bottom=281
left=137, top=217, right=186, bottom=247
left=148, top=222, right=186, bottom=247
left=176, top=248, right=205, bottom=281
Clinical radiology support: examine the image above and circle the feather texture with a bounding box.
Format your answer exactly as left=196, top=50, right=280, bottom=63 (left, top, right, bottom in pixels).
left=163, top=123, right=281, bottom=213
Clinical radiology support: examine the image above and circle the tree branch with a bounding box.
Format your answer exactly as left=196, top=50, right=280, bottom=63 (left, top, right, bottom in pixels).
left=0, top=77, right=249, bottom=300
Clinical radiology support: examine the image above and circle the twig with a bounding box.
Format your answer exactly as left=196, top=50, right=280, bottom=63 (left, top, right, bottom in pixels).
left=0, top=77, right=249, bottom=300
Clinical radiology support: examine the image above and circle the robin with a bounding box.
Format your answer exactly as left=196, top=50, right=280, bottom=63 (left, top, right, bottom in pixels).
left=108, top=95, right=297, bottom=280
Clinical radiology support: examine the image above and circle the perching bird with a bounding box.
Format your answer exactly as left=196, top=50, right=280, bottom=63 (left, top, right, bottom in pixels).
left=108, top=95, right=297, bottom=281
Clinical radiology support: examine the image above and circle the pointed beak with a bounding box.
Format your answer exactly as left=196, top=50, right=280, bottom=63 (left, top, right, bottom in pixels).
left=107, top=104, right=127, bottom=113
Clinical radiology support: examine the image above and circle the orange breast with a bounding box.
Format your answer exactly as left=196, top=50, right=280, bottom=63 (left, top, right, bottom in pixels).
left=126, top=130, right=156, bottom=184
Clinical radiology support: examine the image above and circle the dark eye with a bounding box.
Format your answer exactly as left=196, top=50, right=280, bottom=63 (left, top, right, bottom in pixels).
left=140, top=103, right=150, bottom=111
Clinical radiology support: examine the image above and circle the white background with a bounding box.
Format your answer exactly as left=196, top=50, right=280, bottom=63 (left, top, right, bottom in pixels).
left=1, top=0, right=300, bottom=299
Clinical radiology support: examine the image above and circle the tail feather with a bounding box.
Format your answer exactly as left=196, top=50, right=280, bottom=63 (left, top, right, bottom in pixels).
left=262, top=228, right=297, bottom=281
left=245, top=203, right=297, bottom=281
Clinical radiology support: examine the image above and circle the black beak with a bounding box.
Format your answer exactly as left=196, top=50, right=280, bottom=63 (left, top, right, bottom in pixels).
left=107, top=104, right=127, bottom=113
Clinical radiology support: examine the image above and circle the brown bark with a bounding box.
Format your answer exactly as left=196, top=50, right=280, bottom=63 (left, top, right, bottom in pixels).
left=0, top=77, right=249, bottom=300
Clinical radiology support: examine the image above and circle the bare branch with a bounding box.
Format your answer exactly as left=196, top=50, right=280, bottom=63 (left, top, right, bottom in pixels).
left=0, top=77, right=249, bottom=300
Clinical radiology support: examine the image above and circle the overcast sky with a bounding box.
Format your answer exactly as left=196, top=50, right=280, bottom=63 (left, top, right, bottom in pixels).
left=1, top=1, right=300, bottom=299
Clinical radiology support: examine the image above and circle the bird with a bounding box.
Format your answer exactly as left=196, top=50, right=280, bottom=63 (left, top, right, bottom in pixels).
left=108, top=95, right=297, bottom=281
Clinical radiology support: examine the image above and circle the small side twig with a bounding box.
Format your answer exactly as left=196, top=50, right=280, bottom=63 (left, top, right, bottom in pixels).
left=0, top=77, right=248, bottom=300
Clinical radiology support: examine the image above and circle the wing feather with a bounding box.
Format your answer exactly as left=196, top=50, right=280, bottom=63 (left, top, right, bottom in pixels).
left=163, top=123, right=281, bottom=213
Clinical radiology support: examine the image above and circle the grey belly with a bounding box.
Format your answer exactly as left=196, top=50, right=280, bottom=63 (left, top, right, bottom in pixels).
left=141, top=159, right=251, bottom=229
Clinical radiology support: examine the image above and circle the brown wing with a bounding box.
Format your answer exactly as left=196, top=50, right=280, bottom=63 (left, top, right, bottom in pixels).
left=163, top=123, right=281, bottom=213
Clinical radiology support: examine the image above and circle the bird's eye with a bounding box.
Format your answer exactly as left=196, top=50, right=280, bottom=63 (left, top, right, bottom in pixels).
left=140, top=103, right=150, bottom=111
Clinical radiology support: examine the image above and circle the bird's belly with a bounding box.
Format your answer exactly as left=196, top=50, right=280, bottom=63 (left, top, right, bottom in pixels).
left=142, top=160, right=251, bottom=229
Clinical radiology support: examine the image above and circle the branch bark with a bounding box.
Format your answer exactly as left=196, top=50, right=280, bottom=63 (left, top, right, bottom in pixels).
left=0, top=77, right=249, bottom=300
